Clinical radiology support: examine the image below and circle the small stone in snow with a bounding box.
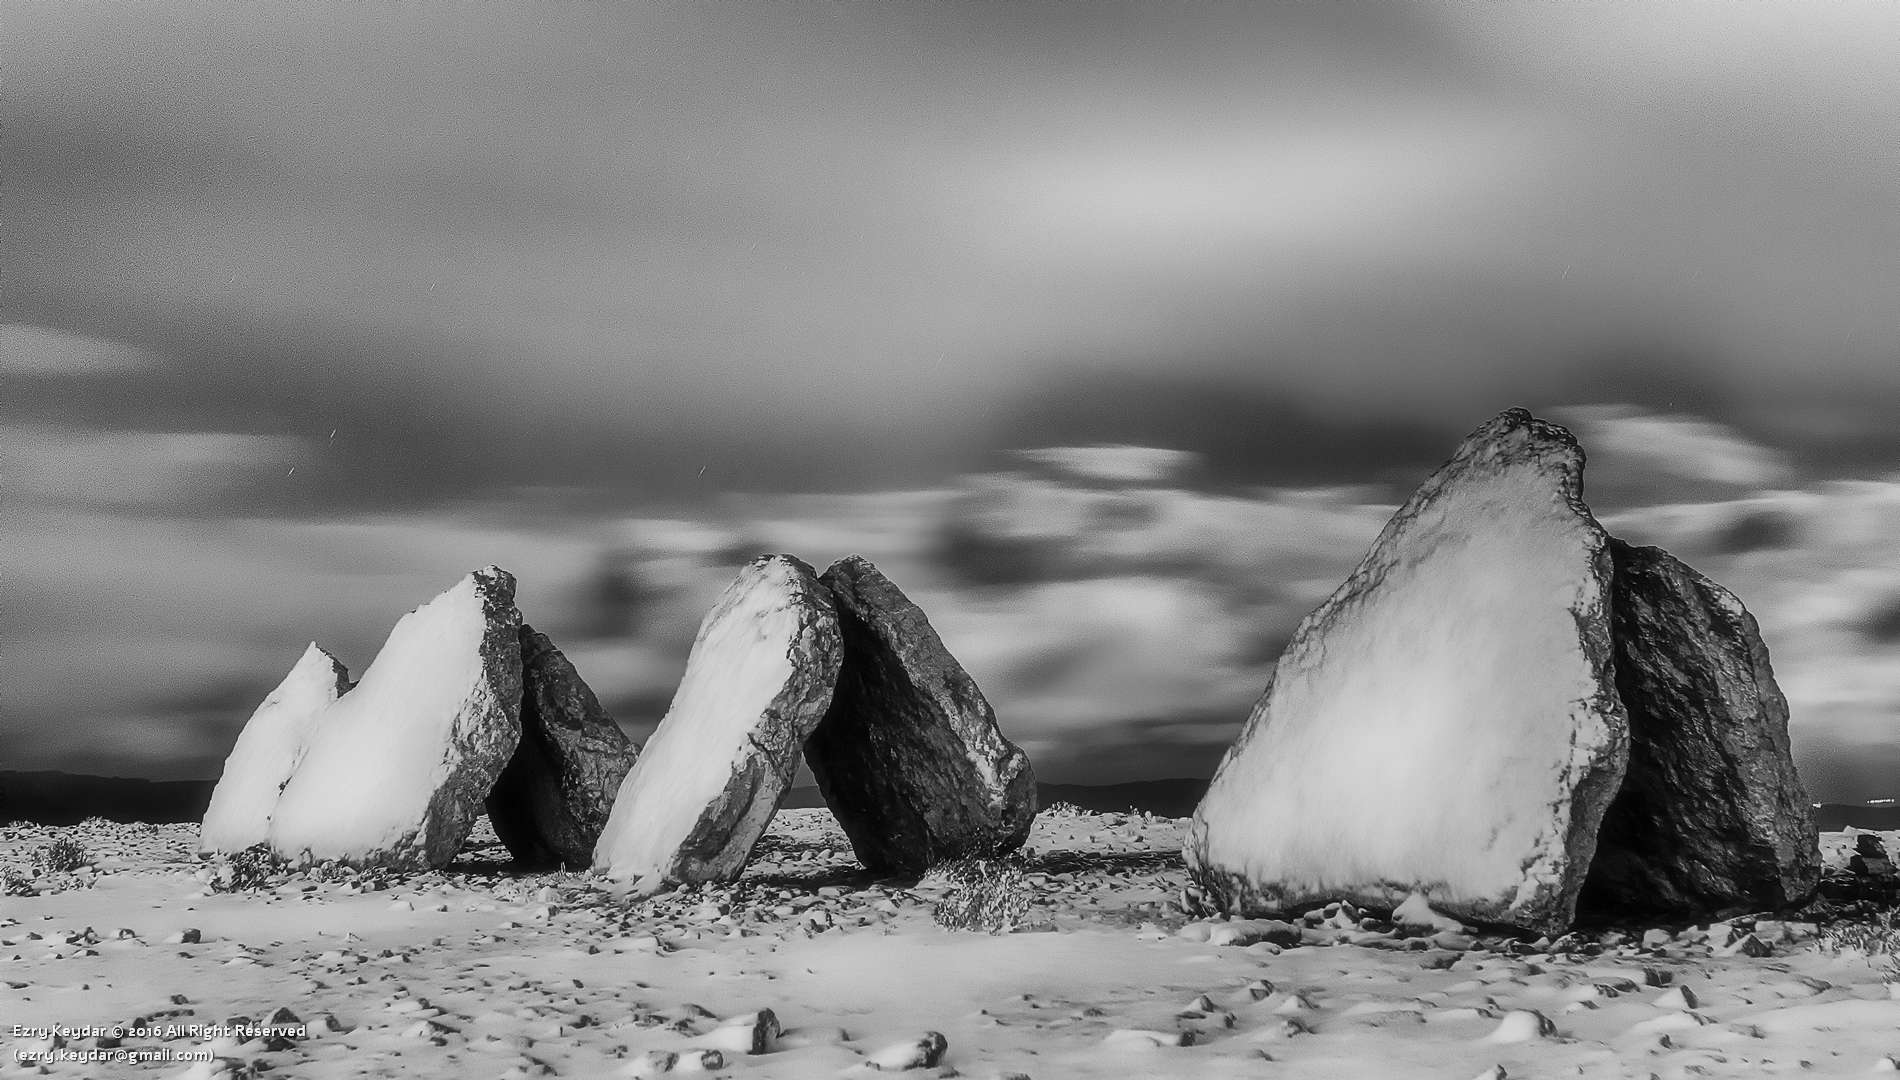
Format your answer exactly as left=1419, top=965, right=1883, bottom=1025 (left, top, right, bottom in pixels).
left=622, top=1050, right=678, bottom=1076
left=865, top=1032, right=949, bottom=1070
left=1482, top=1010, right=1555, bottom=1043
left=1653, top=985, right=1698, bottom=1010
left=1103, top=1029, right=1190, bottom=1049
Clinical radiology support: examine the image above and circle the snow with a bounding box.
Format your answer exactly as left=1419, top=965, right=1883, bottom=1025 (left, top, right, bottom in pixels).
left=4, top=812, right=1899, bottom=1079
left=1392, top=891, right=1468, bottom=934
left=1190, top=430, right=1621, bottom=919
left=593, top=557, right=828, bottom=881
left=199, top=643, right=349, bottom=853
left=267, top=571, right=512, bottom=863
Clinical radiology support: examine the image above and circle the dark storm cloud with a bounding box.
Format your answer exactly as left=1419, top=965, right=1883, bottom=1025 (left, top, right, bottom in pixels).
left=1708, top=510, right=1803, bottom=557
left=983, top=367, right=1460, bottom=496
left=1858, top=597, right=1900, bottom=647
left=9, top=1, right=1900, bottom=523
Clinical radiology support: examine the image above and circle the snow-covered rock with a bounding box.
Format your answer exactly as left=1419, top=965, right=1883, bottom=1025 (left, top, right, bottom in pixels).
left=199, top=643, right=351, bottom=853
left=1580, top=539, right=1819, bottom=918
left=805, top=555, right=1036, bottom=873
left=593, top=555, right=841, bottom=883
left=485, top=624, right=639, bottom=869
left=1186, top=408, right=1630, bottom=934
left=268, top=568, right=524, bottom=870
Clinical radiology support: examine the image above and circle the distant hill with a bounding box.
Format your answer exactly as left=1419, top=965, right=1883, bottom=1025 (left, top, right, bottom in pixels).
left=1814, top=802, right=1900, bottom=832
left=782, top=778, right=1211, bottom=819
left=0, top=771, right=216, bottom=825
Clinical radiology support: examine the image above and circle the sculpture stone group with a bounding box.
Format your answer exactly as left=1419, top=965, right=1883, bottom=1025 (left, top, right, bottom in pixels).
left=204, top=408, right=1818, bottom=932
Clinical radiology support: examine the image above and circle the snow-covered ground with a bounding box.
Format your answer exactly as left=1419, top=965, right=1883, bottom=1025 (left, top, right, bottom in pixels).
left=4, top=811, right=1900, bottom=1079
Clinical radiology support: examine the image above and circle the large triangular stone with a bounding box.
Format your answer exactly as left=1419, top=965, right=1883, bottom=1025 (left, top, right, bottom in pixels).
left=269, top=567, right=524, bottom=870
left=1579, top=539, right=1819, bottom=918
left=199, top=643, right=351, bottom=853
left=593, top=555, right=841, bottom=884
left=806, top=555, right=1036, bottom=874
left=486, top=624, right=639, bottom=870
left=1187, top=409, right=1629, bottom=934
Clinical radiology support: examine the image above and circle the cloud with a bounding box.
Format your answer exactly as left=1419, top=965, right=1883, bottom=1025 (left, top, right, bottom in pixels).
left=567, top=460, right=1393, bottom=786
left=1556, top=405, right=1795, bottom=505
left=0, top=501, right=608, bottom=773
left=0, top=422, right=302, bottom=512
left=1013, top=446, right=1201, bottom=487
left=7, top=2, right=1900, bottom=532
left=0, top=323, right=162, bottom=375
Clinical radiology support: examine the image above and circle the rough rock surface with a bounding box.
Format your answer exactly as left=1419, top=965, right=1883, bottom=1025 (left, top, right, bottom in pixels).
left=269, top=567, right=524, bottom=870
left=486, top=624, right=640, bottom=869
left=1186, top=408, right=1629, bottom=934
left=1578, top=539, right=1820, bottom=919
left=199, top=643, right=352, bottom=853
left=593, top=555, right=842, bottom=884
left=806, top=555, right=1036, bottom=873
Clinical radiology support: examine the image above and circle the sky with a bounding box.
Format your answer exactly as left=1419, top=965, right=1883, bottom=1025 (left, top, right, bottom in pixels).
left=3, top=2, right=1898, bottom=800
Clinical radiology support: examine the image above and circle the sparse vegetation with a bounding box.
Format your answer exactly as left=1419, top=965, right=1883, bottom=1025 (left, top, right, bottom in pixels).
left=1817, top=906, right=1900, bottom=982
left=206, top=843, right=286, bottom=893
left=32, top=835, right=89, bottom=874
left=1040, top=800, right=1088, bottom=819
left=2, top=866, right=35, bottom=897
left=929, top=851, right=1033, bottom=934
left=306, top=859, right=395, bottom=892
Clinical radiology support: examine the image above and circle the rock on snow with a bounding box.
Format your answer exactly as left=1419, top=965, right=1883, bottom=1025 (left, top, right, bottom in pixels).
left=593, top=555, right=842, bottom=884
left=485, top=623, right=639, bottom=870
left=199, top=643, right=351, bottom=853
left=1188, top=407, right=1820, bottom=932
left=1187, top=408, right=1630, bottom=934
left=1580, top=538, right=1818, bottom=918
left=269, top=567, right=524, bottom=870
left=805, top=555, right=1036, bottom=874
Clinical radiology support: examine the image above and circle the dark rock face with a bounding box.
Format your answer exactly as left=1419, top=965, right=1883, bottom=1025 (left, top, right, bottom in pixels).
left=486, top=625, right=639, bottom=870
left=1578, top=540, right=1820, bottom=920
left=592, top=555, right=842, bottom=883
left=806, top=556, right=1036, bottom=874
left=1185, top=409, right=1630, bottom=935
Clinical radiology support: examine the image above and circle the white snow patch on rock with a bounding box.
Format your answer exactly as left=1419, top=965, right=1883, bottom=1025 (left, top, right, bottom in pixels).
left=200, top=643, right=350, bottom=853
left=268, top=568, right=521, bottom=866
left=1187, top=409, right=1624, bottom=932
left=594, top=555, right=839, bottom=882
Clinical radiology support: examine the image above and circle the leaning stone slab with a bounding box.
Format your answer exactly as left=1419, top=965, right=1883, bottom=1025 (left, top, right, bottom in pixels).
left=486, top=624, right=639, bottom=869
left=593, top=555, right=842, bottom=884
left=269, top=567, right=524, bottom=870
left=1186, top=408, right=1629, bottom=934
left=1579, top=539, right=1820, bottom=918
left=199, top=643, right=351, bottom=853
left=807, top=555, right=1036, bottom=873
